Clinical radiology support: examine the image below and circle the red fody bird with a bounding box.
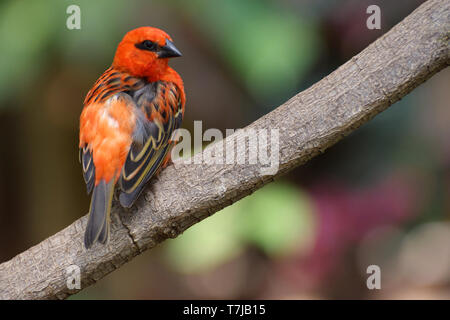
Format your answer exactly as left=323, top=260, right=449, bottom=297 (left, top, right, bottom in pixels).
left=79, top=27, right=185, bottom=249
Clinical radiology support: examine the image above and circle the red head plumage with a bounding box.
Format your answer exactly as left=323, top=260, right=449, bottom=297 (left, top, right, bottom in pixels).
left=112, top=27, right=182, bottom=82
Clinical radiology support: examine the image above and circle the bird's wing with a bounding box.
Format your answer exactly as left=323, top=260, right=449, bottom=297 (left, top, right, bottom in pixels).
left=79, top=145, right=95, bottom=194
left=84, top=67, right=146, bottom=106
left=119, top=81, right=184, bottom=208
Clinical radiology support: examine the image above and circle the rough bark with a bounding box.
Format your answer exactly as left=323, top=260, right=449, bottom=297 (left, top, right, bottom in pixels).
left=0, top=0, right=448, bottom=299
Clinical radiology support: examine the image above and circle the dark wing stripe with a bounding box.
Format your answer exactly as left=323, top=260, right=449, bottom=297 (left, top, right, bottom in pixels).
left=106, top=77, right=121, bottom=85
left=119, top=144, right=171, bottom=208
left=80, top=146, right=95, bottom=194
left=120, top=140, right=167, bottom=194
left=161, top=116, right=173, bottom=144
left=85, top=165, right=95, bottom=194
left=120, top=139, right=157, bottom=190
left=175, top=105, right=183, bottom=129
left=84, top=69, right=146, bottom=105
left=120, top=117, right=165, bottom=188
left=120, top=119, right=166, bottom=192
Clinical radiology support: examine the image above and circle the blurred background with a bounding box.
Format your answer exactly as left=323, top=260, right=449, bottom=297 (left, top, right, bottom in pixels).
left=0, top=0, right=449, bottom=299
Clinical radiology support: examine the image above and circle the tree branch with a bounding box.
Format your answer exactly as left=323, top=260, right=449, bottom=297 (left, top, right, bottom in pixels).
left=0, top=0, right=448, bottom=299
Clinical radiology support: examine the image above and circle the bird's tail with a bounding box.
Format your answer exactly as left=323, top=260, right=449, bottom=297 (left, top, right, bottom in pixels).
left=84, top=179, right=115, bottom=249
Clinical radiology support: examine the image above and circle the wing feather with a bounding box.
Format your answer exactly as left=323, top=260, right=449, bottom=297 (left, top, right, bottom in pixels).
left=119, top=81, right=183, bottom=208
left=80, top=145, right=95, bottom=194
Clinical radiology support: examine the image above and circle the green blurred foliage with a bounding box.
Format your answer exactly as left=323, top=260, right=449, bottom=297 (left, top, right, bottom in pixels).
left=0, top=0, right=320, bottom=109
left=0, top=0, right=60, bottom=105
left=0, top=0, right=131, bottom=107
left=165, top=183, right=315, bottom=273
left=57, top=0, right=131, bottom=65
left=238, top=183, right=315, bottom=256
left=177, top=0, right=321, bottom=106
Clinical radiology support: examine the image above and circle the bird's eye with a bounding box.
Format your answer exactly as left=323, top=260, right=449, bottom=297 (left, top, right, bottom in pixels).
left=143, top=40, right=157, bottom=50
left=135, top=40, right=158, bottom=52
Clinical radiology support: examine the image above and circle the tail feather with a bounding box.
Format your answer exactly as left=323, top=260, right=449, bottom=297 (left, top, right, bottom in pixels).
left=97, top=212, right=110, bottom=245
left=84, top=179, right=115, bottom=249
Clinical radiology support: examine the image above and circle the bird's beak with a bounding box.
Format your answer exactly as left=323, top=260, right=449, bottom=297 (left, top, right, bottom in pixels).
left=158, top=39, right=182, bottom=58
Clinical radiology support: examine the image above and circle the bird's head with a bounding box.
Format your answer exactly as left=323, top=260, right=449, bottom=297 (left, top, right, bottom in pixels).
left=112, top=27, right=182, bottom=81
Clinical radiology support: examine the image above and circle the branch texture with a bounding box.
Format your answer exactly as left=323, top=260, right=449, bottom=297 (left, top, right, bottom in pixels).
left=0, top=0, right=448, bottom=299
